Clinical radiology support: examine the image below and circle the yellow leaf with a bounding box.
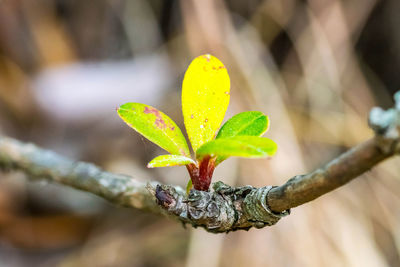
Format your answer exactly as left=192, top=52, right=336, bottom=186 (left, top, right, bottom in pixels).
left=182, top=54, right=230, bottom=153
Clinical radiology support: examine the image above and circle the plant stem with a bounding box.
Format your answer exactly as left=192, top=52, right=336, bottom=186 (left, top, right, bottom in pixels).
left=186, top=156, right=216, bottom=191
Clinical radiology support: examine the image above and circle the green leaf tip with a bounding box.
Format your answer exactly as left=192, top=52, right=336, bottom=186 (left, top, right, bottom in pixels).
left=147, top=154, right=196, bottom=168
left=117, top=103, right=190, bottom=156
left=215, top=111, right=270, bottom=164
left=216, top=111, right=269, bottom=139
left=196, top=136, right=277, bottom=160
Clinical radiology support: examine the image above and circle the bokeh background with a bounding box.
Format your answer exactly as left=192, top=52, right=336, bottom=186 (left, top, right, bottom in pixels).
left=0, top=0, right=400, bottom=266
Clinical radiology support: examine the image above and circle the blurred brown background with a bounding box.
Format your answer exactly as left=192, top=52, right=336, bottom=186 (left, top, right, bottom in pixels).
left=0, top=0, right=400, bottom=266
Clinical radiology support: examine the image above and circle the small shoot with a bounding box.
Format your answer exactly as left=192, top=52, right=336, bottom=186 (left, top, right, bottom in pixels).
left=117, top=54, right=277, bottom=192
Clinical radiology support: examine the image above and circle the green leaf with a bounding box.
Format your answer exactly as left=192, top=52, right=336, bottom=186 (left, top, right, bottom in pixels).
left=182, top=54, right=230, bottom=153
left=147, top=154, right=196, bottom=168
left=186, top=179, right=193, bottom=195
left=216, top=111, right=269, bottom=138
left=118, top=103, right=190, bottom=156
left=216, top=111, right=269, bottom=163
left=196, top=136, right=277, bottom=160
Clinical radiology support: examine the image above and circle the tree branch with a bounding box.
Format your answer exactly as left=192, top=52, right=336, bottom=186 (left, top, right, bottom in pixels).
left=0, top=92, right=399, bottom=233
left=267, top=92, right=400, bottom=212
left=267, top=137, right=396, bottom=212
left=0, top=138, right=166, bottom=214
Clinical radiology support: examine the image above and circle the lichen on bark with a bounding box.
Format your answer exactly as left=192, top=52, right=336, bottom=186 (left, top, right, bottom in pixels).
left=152, top=181, right=289, bottom=233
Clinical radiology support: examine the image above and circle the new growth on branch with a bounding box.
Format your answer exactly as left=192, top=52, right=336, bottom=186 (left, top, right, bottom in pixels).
left=0, top=55, right=399, bottom=232
left=117, top=54, right=277, bottom=193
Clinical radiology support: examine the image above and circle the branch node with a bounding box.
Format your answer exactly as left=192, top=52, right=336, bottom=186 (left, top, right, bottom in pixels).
left=243, top=186, right=290, bottom=227
left=151, top=181, right=290, bottom=233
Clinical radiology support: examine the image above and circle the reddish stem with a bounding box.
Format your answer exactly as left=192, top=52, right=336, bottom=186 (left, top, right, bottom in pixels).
left=186, top=163, right=198, bottom=184
left=186, top=156, right=216, bottom=191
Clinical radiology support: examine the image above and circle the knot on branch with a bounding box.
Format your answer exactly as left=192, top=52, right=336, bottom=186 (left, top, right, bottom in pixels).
left=152, top=181, right=290, bottom=233
left=369, top=91, right=400, bottom=154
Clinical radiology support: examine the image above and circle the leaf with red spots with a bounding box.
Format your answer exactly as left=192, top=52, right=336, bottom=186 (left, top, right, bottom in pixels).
left=118, top=103, right=190, bottom=156
left=147, top=154, right=196, bottom=168
left=196, top=136, right=277, bottom=159
left=182, top=54, right=230, bottom=153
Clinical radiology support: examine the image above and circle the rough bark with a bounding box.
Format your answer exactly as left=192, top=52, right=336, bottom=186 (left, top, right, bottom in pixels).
left=0, top=92, right=399, bottom=233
